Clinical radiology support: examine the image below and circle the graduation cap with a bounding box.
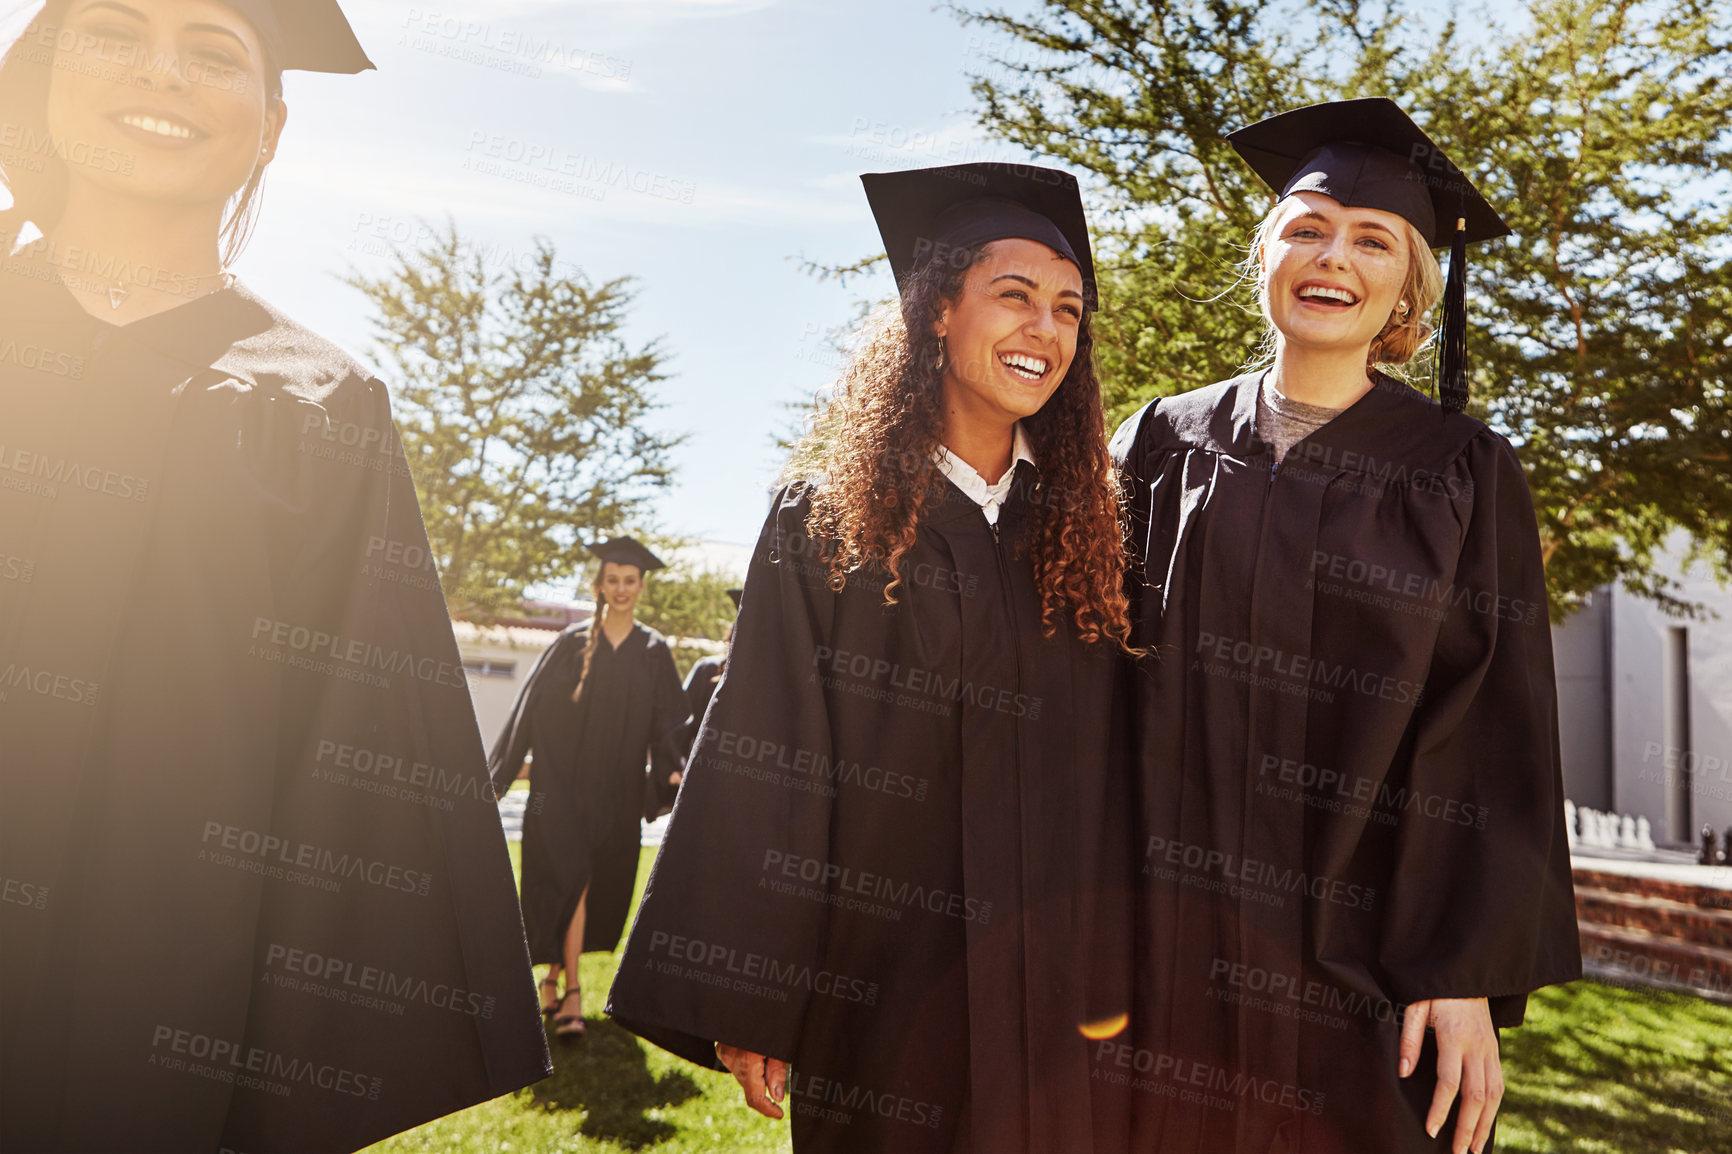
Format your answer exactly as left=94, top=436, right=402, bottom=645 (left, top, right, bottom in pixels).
left=225, top=0, right=375, bottom=74
left=861, top=162, right=1097, bottom=308
left=726, top=588, right=743, bottom=611
left=588, top=537, right=665, bottom=574
left=1226, top=98, right=1509, bottom=413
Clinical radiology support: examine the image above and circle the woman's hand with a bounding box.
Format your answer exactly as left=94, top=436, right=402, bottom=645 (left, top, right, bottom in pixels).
left=1399, top=997, right=1502, bottom=1154
left=715, top=1043, right=788, bottom=1120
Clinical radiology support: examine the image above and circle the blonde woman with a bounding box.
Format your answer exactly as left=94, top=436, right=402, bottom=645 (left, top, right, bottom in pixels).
left=1112, top=98, right=1580, bottom=1154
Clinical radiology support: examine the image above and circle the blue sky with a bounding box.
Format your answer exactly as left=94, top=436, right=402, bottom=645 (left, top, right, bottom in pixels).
left=227, top=0, right=1048, bottom=557
left=3, top=0, right=1532, bottom=564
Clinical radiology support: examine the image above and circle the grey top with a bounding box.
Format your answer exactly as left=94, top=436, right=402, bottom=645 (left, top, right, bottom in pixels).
left=1257, top=373, right=1346, bottom=466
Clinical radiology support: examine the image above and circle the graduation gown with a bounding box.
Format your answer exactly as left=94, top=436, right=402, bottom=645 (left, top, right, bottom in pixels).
left=0, top=252, right=551, bottom=1153
left=486, top=622, right=687, bottom=962
left=606, top=475, right=1133, bottom=1154
left=644, top=653, right=725, bottom=820
left=1109, top=371, right=1581, bottom=1153
left=680, top=655, right=725, bottom=753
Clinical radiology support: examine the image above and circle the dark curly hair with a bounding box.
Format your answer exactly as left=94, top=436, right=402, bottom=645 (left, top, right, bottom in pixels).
left=783, top=241, right=1133, bottom=649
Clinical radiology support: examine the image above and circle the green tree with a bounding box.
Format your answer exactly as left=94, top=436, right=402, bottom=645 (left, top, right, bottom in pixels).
left=952, top=0, right=1732, bottom=616
left=634, top=556, right=741, bottom=676
left=345, top=222, right=680, bottom=620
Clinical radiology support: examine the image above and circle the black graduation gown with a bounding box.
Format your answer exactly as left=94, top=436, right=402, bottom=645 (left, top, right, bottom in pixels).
left=486, top=622, right=687, bottom=962
left=0, top=255, right=550, bottom=1154
left=606, top=475, right=1133, bottom=1154
left=1109, top=372, right=1581, bottom=1153
left=680, top=655, right=725, bottom=751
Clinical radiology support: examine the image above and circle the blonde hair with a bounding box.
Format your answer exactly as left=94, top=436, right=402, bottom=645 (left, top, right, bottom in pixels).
left=1242, top=198, right=1444, bottom=376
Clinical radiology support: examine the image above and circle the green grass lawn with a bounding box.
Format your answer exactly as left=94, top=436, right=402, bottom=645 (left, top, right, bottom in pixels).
left=365, top=828, right=1732, bottom=1154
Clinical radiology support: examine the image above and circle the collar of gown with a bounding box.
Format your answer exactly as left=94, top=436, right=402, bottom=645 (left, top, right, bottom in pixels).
left=933, top=422, right=1036, bottom=526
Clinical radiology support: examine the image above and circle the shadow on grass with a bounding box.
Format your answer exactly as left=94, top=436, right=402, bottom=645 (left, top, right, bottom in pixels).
left=527, top=1016, right=703, bottom=1150
left=1498, top=980, right=1732, bottom=1154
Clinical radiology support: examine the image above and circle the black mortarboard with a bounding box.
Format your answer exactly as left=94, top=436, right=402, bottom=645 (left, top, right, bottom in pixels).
left=1227, top=98, right=1509, bottom=412
left=726, top=589, right=743, bottom=611
left=588, top=537, right=665, bottom=573
left=225, top=0, right=374, bottom=74
left=861, top=163, right=1097, bottom=308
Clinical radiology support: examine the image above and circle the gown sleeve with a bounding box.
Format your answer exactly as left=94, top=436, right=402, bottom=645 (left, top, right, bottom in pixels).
left=642, top=639, right=692, bottom=820
left=1377, top=433, right=1582, bottom=1027
left=606, top=485, right=839, bottom=1068
left=486, top=631, right=576, bottom=795
left=679, top=659, right=720, bottom=754
left=1110, top=401, right=1160, bottom=607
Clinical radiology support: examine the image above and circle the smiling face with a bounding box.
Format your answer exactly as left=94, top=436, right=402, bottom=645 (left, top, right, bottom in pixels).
left=597, top=562, right=644, bottom=616
left=932, top=237, right=1085, bottom=429
left=45, top=0, right=284, bottom=212
left=1260, top=191, right=1414, bottom=360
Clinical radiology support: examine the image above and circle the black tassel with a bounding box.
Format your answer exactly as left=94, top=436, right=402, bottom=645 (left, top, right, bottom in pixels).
left=1437, top=209, right=1469, bottom=414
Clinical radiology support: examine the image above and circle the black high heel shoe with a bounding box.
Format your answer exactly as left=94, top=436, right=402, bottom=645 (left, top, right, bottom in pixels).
left=538, top=975, right=562, bottom=1020
left=553, top=985, right=586, bottom=1039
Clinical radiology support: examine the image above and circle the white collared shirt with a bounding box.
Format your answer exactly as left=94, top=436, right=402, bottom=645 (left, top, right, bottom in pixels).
left=933, top=423, right=1036, bottom=527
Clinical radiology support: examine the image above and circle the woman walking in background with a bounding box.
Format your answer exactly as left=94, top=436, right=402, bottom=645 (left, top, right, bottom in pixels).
left=1112, top=98, right=1580, bottom=1153
left=609, top=162, right=1136, bottom=1153
left=489, top=537, right=689, bottom=1039
left=0, top=3, right=549, bottom=1150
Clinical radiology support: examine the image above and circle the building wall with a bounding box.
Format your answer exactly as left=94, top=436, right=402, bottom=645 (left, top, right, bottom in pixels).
left=452, top=624, right=560, bottom=753
left=1552, top=589, right=1613, bottom=809
left=1553, top=534, right=1732, bottom=846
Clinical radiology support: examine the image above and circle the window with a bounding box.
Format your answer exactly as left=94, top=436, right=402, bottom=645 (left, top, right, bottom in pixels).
left=462, top=658, right=518, bottom=679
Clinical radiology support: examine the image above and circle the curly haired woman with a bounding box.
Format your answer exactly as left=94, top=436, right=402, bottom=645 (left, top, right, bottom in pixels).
left=607, top=162, right=1135, bottom=1154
